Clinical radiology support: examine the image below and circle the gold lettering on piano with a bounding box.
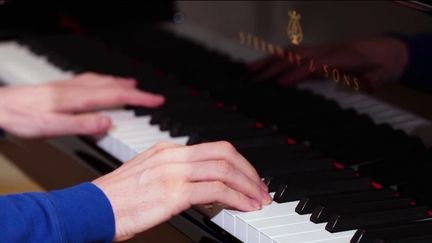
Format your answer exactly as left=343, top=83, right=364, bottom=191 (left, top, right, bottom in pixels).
left=353, top=78, right=360, bottom=91
left=237, top=30, right=361, bottom=91
left=332, top=69, right=340, bottom=83
left=343, top=74, right=351, bottom=86
left=323, top=64, right=330, bottom=78
left=287, top=10, right=303, bottom=45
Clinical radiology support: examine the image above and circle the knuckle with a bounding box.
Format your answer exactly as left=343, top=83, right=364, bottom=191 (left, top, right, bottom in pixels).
left=80, top=72, right=98, bottom=79
left=152, top=145, right=170, bottom=157
left=215, top=160, right=232, bottom=176
left=212, top=181, right=228, bottom=195
left=158, top=165, right=185, bottom=187
left=114, top=91, right=129, bottom=104
left=151, top=141, right=181, bottom=158
left=38, top=85, right=60, bottom=111
left=217, top=140, right=236, bottom=153
left=154, top=141, right=174, bottom=149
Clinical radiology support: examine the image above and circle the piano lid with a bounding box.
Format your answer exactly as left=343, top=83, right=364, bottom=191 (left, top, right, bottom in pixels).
left=396, top=1, right=432, bottom=15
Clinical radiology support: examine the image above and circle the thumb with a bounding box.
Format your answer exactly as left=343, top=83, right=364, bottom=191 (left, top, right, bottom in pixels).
left=47, top=113, right=112, bottom=136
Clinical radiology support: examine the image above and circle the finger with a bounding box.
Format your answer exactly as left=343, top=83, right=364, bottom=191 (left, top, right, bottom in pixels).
left=186, top=181, right=262, bottom=212
left=123, top=88, right=165, bottom=108
left=183, top=160, right=271, bottom=205
left=41, top=113, right=112, bottom=136
left=53, top=72, right=139, bottom=93
left=149, top=141, right=265, bottom=190
left=59, top=85, right=164, bottom=112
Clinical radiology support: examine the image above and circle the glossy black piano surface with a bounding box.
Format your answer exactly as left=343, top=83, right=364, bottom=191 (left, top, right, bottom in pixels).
left=1, top=1, right=432, bottom=243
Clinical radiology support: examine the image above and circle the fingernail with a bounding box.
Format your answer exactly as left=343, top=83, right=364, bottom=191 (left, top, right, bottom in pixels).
left=261, top=191, right=272, bottom=205
left=153, top=95, right=165, bottom=105
left=98, top=116, right=111, bottom=129
left=250, top=200, right=262, bottom=210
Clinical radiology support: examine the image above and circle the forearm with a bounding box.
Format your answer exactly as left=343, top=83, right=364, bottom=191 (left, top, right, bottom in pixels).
left=0, top=182, right=115, bottom=242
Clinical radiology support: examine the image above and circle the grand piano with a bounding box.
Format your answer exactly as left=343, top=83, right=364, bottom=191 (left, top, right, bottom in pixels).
left=1, top=1, right=432, bottom=242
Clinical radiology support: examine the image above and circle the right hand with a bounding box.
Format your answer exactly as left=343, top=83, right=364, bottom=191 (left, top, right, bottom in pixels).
left=93, top=141, right=271, bottom=241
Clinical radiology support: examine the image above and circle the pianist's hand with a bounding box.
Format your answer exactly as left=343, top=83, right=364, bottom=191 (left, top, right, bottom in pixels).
left=248, top=36, right=408, bottom=90
left=93, top=141, right=271, bottom=241
left=0, top=72, right=164, bottom=138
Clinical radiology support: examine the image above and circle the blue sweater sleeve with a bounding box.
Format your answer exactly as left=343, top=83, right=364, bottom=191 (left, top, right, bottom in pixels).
left=0, top=182, right=115, bottom=243
left=396, top=33, right=432, bottom=92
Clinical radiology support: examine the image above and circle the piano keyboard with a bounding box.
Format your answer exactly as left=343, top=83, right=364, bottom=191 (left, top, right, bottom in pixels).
left=1, top=29, right=432, bottom=243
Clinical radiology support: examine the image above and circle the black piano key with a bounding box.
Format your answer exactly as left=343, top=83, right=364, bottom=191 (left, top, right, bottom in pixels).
left=240, top=145, right=321, bottom=165
left=379, top=234, right=432, bottom=243
left=310, top=198, right=413, bottom=223
left=187, top=127, right=276, bottom=144
left=314, top=124, right=394, bottom=150
left=274, top=177, right=372, bottom=203
left=326, top=206, right=430, bottom=233
left=238, top=143, right=310, bottom=153
left=358, top=150, right=432, bottom=177
left=170, top=119, right=256, bottom=137
left=160, top=111, right=244, bottom=131
left=255, top=158, right=335, bottom=177
left=150, top=100, right=217, bottom=124
left=211, top=135, right=288, bottom=149
left=264, top=168, right=356, bottom=192
left=352, top=219, right=432, bottom=243
left=295, top=189, right=396, bottom=215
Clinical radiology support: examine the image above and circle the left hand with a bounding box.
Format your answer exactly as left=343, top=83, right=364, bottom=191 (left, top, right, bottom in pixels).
left=0, top=72, right=164, bottom=138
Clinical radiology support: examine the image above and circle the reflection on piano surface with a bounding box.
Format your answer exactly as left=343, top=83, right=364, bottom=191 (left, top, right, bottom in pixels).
left=1, top=1, right=432, bottom=242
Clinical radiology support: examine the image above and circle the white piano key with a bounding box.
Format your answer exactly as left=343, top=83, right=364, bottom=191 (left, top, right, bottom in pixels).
left=211, top=210, right=224, bottom=226
left=222, top=209, right=242, bottom=236
left=0, top=42, right=72, bottom=85
left=354, top=103, right=391, bottom=115
left=234, top=201, right=298, bottom=242
left=303, top=236, right=354, bottom=243
left=109, top=117, right=153, bottom=132
left=99, top=110, right=137, bottom=121
left=273, top=229, right=355, bottom=243
left=259, top=222, right=324, bottom=243
left=371, top=109, right=406, bottom=123
left=393, top=119, right=430, bottom=132
left=247, top=215, right=323, bottom=243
